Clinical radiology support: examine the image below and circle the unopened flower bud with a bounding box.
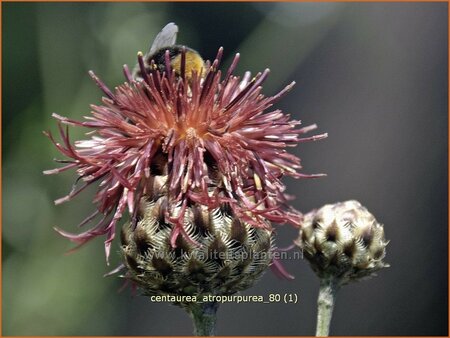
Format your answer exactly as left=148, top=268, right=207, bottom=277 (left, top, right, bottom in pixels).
left=296, top=200, right=389, bottom=284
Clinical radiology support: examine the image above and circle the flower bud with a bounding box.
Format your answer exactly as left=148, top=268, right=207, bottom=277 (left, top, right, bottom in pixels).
left=296, top=200, right=388, bottom=284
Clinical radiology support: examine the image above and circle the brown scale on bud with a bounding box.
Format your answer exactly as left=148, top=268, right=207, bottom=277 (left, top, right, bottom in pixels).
left=296, top=200, right=389, bottom=284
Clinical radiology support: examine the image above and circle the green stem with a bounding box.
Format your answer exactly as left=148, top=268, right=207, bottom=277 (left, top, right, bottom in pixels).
left=316, top=277, right=340, bottom=337
left=186, top=302, right=219, bottom=336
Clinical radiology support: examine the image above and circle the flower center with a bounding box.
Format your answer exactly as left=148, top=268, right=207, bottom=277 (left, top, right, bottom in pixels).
left=185, top=127, right=198, bottom=140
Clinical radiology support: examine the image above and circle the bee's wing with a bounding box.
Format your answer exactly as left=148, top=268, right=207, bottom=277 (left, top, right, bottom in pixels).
left=148, top=22, right=178, bottom=55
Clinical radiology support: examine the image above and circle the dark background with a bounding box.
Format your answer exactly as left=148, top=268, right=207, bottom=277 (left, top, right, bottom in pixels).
left=3, top=2, right=448, bottom=336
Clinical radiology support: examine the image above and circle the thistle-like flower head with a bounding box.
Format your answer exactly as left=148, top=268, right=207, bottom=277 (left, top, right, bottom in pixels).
left=45, top=45, right=326, bottom=263
left=296, top=200, right=389, bottom=284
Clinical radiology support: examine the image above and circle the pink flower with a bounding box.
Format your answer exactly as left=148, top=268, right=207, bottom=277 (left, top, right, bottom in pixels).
left=45, top=48, right=327, bottom=263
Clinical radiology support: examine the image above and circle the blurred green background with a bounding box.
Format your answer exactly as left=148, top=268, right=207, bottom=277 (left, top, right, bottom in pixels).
left=3, top=2, right=448, bottom=336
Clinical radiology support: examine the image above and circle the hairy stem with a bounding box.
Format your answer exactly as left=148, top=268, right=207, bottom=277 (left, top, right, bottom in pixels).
left=316, top=277, right=340, bottom=336
left=186, top=302, right=219, bottom=336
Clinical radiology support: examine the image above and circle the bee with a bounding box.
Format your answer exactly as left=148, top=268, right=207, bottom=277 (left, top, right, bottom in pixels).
left=132, top=22, right=205, bottom=81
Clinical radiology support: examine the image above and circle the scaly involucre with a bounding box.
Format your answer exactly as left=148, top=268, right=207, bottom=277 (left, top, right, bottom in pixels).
left=45, top=48, right=327, bottom=261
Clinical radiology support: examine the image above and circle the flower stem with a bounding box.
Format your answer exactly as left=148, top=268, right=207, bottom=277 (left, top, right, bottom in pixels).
left=186, top=302, right=219, bottom=336
left=316, top=277, right=340, bottom=336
